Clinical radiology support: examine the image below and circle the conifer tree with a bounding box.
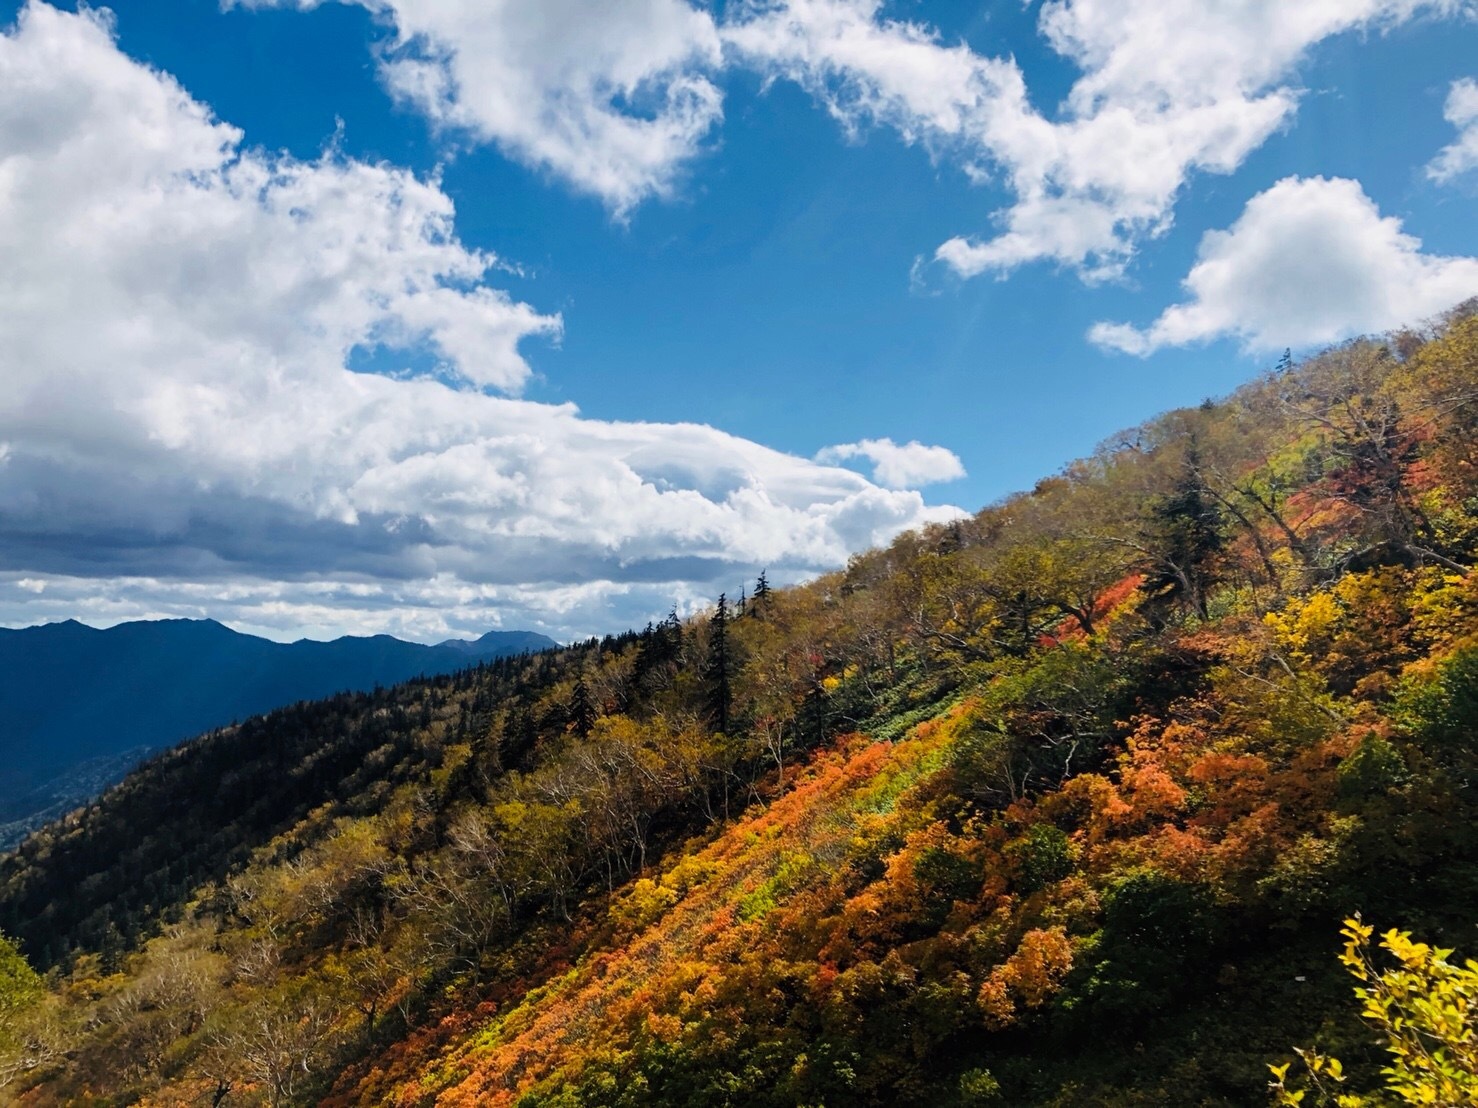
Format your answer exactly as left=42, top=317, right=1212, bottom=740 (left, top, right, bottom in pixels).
left=569, top=678, right=596, bottom=738
left=704, top=594, right=732, bottom=735
left=1142, top=452, right=1224, bottom=619
left=751, top=569, right=771, bottom=617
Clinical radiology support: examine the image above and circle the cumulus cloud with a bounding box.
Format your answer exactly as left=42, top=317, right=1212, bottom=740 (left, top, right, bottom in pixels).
left=815, top=438, right=965, bottom=489
left=240, top=0, right=1474, bottom=273
left=236, top=0, right=724, bottom=216
left=1428, top=77, right=1478, bottom=183
left=0, top=2, right=960, bottom=640
left=1088, top=176, right=1478, bottom=355
left=725, top=0, right=1470, bottom=280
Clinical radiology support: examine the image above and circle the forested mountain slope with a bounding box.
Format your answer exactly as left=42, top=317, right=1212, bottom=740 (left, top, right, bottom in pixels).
left=5, top=310, right=1478, bottom=1105
left=0, top=619, right=556, bottom=844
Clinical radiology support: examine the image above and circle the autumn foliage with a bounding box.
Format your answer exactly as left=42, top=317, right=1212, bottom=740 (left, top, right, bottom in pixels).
left=6, top=307, right=1478, bottom=1104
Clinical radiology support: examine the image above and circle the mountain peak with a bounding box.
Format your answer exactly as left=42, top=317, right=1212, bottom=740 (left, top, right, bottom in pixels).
left=437, top=629, right=560, bottom=654
left=0, top=617, right=556, bottom=839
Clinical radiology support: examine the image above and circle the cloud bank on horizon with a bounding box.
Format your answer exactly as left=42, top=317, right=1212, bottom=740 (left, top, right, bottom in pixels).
left=0, top=2, right=961, bottom=642
left=1, top=0, right=1476, bottom=641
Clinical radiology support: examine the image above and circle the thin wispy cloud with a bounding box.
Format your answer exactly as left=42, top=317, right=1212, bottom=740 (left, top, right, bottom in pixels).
left=727, top=0, right=1473, bottom=281
left=247, top=0, right=1478, bottom=280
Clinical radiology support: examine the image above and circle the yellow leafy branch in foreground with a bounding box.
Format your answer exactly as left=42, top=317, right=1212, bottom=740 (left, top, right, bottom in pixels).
left=1270, top=916, right=1478, bottom=1106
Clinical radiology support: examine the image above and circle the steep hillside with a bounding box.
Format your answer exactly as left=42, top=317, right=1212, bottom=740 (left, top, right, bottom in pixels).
left=0, top=646, right=582, bottom=970
left=5, top=311, right=1478, bottom=1105
left=0, top=619, right=555, bottom=841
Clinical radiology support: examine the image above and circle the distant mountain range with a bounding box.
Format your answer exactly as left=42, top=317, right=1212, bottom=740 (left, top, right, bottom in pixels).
left=0, top=619, right=557, bottom=846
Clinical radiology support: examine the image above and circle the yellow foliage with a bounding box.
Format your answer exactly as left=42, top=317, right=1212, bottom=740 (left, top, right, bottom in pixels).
left=610, top=878, right=679, bottom=929
left=1408, top=571, right=1478, bottom=653
left=1270, top=917, right=1478, bottom=1106
left=1266, top=591, right=1343, bottom=670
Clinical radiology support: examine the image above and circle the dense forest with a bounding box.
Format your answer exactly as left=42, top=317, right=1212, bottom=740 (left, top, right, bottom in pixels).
left=4, top=307, right=1478, bottom=1104
left=0, top=619, right=557, bottom=845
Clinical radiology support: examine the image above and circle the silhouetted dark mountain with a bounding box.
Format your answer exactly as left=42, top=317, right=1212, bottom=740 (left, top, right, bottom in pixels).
left=0, top=618, right=557, bottom=838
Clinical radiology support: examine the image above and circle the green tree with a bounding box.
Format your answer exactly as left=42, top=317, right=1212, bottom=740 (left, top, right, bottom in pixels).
left=752, top=569, right=772, bottom=616
left=704, top=594, right=733, bottom=735
left=0, top=932, right=51, bottom=1090
left=569, top=678, right=597, bottom=738
left=1141, top=457, right=1224, bottom=619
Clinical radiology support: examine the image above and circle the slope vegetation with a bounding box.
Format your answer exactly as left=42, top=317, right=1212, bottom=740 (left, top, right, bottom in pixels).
left=0, top=619, right=555, bottom=841
left=5, top=310, right=1478, bottom=1105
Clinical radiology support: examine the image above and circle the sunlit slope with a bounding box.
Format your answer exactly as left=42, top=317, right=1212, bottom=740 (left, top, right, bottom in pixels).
left=9, top=310, right=1478, bottom=1105
left=354, top=711, right=958, bottom=1106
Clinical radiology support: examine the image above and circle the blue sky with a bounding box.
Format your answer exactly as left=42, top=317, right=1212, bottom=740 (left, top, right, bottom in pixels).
left=0, top=0, right=1476, bottom=642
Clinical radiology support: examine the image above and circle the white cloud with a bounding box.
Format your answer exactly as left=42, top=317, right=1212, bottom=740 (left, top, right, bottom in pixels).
left=815, top=438, right=965, bottom=489
left=725, top=0, right=1471, bottom=280
left=237, top=0, right=724, bottom=216
left=236, top=0, right=1475, bottom=273
left=0, top=570, right=700, bottom=644
left=0, top=2, right=961, bottom=640
left=1429, top=77, right=1478, bottom=183
left=0, top=3, right=560, bottom=395
left=1088, top=176, right=1478, bottom=355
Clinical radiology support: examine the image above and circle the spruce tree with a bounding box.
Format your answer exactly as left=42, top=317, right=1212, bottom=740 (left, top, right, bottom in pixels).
left=569, top=678, right=596, bottom=738
left=751, top=569, right=771, bottom=617
left=1143, top=454, right=1223, bottom=619
left=704, top=594, right=732, bottom=735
